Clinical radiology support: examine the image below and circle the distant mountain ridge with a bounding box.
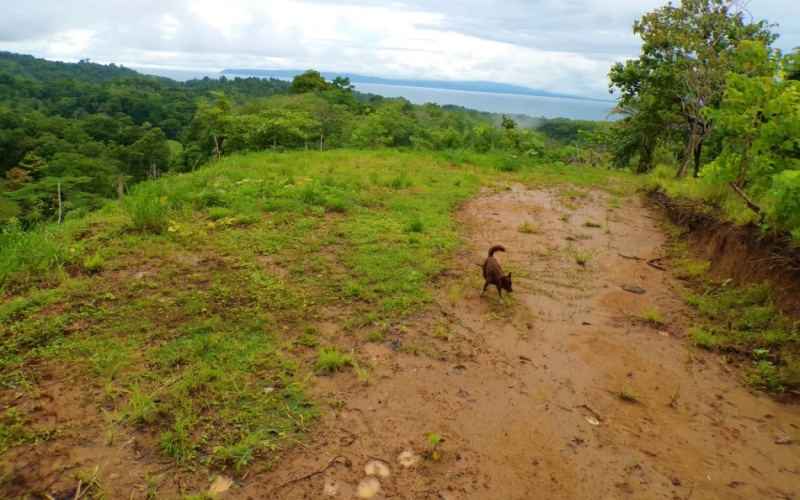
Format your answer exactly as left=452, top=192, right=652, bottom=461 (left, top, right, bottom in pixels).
left=220, top=69, right=610, bottom=102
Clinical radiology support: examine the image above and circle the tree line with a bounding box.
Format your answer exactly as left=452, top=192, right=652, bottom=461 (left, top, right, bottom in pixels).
left=1, top=54, right=603, bottom=226
left=607, top=0, right=799, bottom=240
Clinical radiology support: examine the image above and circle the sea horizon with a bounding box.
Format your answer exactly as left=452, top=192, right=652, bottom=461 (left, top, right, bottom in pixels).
left=134, top=67, right=617, bottom=122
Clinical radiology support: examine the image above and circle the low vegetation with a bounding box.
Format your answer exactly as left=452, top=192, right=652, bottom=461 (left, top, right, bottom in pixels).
left=685, top=281, right=799, bottom=393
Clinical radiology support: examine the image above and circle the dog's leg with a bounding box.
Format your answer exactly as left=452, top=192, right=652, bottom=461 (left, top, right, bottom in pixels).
left=481, top=280, right=490, bottom=295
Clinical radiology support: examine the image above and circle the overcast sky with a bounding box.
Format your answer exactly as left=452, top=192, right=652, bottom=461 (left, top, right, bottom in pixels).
left=2, top=0, right=798, bottom=99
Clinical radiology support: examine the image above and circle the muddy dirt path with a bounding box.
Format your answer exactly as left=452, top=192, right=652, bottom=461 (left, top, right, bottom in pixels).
left=254, top=185, right=800, bottom=499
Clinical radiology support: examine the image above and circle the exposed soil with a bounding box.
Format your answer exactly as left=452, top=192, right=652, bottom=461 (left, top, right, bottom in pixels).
left=647, top=189, right=800, bottom=322
left=245, top=185, right=800, bottom=499
left=7, top=185, right=800, bottom=499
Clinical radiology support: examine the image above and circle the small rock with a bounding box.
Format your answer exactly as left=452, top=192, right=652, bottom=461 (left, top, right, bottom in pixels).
left=357, top=477, right=381, bottom=498
left=208, top=476, right=233, bottom=495
left=398, top=450, right=422, bottom=468
left=364, top=459, right=391, bottom=478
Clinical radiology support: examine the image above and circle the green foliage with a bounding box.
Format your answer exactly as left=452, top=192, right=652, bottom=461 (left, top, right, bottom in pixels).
left=608, top=0, right=777, bottom=176
left=123, top=189, right=170, bottom=233
left=0, top=219, right=70, bottom=285
left=313, top=346, right=355, bottom=372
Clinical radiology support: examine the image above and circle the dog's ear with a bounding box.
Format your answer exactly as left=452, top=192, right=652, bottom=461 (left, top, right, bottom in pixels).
left=507, top=272, right=512, bottom=279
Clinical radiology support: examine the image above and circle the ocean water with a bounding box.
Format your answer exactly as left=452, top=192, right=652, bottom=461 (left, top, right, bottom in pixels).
left=135, top=67, right=616, bottom=121
left=352, top=83, right=616, bottom=121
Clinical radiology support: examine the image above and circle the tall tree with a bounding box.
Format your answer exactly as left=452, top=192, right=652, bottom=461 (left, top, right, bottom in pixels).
left=608, top=0, right=776, bottom=177
left=289, top=70, right=329, bottom=94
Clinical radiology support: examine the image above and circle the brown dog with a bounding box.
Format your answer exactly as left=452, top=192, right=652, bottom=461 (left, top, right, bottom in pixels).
left=481, top=245, right=512, bottom=297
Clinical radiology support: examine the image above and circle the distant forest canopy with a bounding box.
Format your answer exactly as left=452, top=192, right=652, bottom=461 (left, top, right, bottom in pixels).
left=0, top=52, right=608, bottom=226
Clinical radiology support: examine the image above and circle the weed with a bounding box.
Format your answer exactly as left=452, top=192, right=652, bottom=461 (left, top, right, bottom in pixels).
left=668, top=385, right=681, bottom=407
left=745, top=360, right=787, bottom=393
left=0, top=221, right=69, bottom=282
left=517, top=220, right=539, bottom=234
left=425, top=432, right=445, bottom=461
left=136, top=471, right=167, bottom=500
left=401, top=340, right=425, bottom=356
left=640, top=307, right=666, bottom=326
left=560, top=188, right=589, bottom=199
left=449, top=284, right=461, bottom=305
left=75, top=466, right=107, bottom=500
left=355, top=365, right=372, bottom=387
left=582, top=221, right=602, bottom=228
left=619, top=388, right=640, bottom=402
left=83, top=253, right=104, bottom=274
left=313, top=346, right=355, bottom=372
left=127, top=386, right=158, bottom=425
left=366, top=330, right=385, bottom=342
left=160, top=417, right=195, bottom=462
left=406, top=216, right=424, bottom=233
left=435, top=322, right=453, bottom=341
left=0, top=407, right=47, bottom=450
left=560, top=213, right=572, bottom=223
left=123, top=191, right=169, bottom=233
left=567, top=247, right=600, bottom=266
left=297, top=325, right=318, bottom=348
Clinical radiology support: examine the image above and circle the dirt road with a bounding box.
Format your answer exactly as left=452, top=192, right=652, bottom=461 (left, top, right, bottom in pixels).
left=256, top=185, right=800, bottom=499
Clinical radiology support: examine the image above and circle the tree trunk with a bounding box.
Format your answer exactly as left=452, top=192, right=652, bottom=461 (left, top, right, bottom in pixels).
left=213, top=135, right=222, bottom=160
left=57, top=182, right=62, bottom=224
left=676, top=121, right=698, bottom=179
left=693, top=140, right=703, bottom=178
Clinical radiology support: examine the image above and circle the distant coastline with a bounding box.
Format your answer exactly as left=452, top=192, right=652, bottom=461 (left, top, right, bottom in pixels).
left=221, top=69, right=612, bottom=103
left=132, top=67, right=616, bottom=121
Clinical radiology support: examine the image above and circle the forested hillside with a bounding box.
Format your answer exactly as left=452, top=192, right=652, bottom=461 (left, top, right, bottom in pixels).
left=1, top=53, right=606, bottom=226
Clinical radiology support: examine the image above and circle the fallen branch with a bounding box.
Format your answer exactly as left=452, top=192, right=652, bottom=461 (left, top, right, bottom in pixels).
left=647, top=258, right=667, bottom=271
left=270, top=455, right=351, bottom=494
left=618, top=253, right=645, bottom=261
left=729, top=182, right=761, bottom=215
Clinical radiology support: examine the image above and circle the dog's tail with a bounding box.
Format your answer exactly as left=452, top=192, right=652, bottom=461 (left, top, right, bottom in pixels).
left=488, top=245, right=506, bottom=256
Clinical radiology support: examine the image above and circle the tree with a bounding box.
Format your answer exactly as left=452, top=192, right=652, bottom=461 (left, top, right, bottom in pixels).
left=187, top=91, right=231, bottom=160
left=289, top=70, right=329, bottom=94
left=608, top=0, right=776, bottom=177
left=704, top=41, right=800, bottom=230
left=125, top=127, right=171, bottom=182
left=4, top=152, right=47, bottom=189
left=331, top=76, right=355, bottom=91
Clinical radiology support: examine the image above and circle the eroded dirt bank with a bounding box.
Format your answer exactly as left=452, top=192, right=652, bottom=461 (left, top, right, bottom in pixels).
left=248, top=185, right=800, bottom=499
left=647, top=189, right=800, bottom=322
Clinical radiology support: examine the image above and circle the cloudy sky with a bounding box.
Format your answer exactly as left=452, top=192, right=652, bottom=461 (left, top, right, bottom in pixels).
left=2, top=0, right=798, bottom=99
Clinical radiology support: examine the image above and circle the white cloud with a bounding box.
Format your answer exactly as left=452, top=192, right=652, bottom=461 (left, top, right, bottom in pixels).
left=2, top=0, right=798, bottom=99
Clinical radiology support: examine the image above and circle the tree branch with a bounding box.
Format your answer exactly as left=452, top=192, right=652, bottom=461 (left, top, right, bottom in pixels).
left=728, top=182, right=761, bottom=215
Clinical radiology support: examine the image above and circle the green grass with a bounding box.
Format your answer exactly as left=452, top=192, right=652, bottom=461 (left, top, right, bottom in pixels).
left=685, top=281, right=799, bottom=393
left=517, top=220, right=539, bottom=234
left=313, top=346, right=356, bottom=372
left=640, top=307, right=666, bottom=326
left=567, top=247, right=600, bottom=266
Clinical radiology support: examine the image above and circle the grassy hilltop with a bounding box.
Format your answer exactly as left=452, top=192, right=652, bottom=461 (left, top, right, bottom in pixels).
left=0, top=149, right=631, bottom=474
